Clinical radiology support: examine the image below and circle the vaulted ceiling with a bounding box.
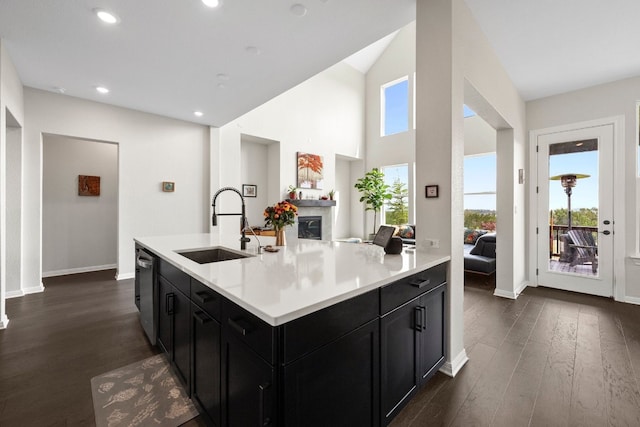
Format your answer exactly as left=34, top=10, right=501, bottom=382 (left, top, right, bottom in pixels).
left=1, top=0, right=639, bottom=127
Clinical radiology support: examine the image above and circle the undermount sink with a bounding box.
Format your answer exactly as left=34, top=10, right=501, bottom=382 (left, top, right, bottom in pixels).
left=176, top=247, right=251, bottom=264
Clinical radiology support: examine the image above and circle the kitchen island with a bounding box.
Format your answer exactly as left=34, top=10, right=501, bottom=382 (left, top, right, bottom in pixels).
left=135, top=233, right=450, bottom=426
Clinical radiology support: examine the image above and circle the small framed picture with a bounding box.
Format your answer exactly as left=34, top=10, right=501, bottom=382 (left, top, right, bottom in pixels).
left=425, top=185, right=439, bottom=198
left=162, top=181, right=175, bottom=192
left=242, top=184, right=257, bottom=198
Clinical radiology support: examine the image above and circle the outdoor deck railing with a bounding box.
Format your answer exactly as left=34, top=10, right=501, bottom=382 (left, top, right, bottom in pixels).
left=549, top=225, right=598, bottom=257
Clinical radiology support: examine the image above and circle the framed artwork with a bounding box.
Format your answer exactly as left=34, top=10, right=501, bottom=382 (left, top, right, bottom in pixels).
left=162, top=181, right=175, bottom=192
left=297, top=152, right=324, bottom=189
left=425, top=185, right=439, bottom=198
left=78, top=175, right=100, bottom=196
left=242, top=184, right=257, bottom=197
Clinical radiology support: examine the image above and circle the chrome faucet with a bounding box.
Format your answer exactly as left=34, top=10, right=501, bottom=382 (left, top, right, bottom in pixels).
left=211, top=187, right=250, bottom=250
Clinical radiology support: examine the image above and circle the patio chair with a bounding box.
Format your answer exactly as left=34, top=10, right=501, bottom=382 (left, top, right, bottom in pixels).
left=567, top=229, right=598, bottom=273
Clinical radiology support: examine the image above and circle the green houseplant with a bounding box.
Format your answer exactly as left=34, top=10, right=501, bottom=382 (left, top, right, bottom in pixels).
left=354, top=168, right=391, bottom=237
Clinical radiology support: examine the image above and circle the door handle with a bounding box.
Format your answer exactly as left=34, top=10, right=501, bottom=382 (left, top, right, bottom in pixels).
left=193, top=291, right=214, bottom=304
left=603, top=220, right=611, bottom=225
left=414, top=306, right=422, bottom=332
left=600, top=230, right=611, bottom=235
left=410, top=278, right=431, bottom=288
left=193, top=311, right=211, bottom=324
left=166, top=293, right=175, bottom=316
left=259, top=382, right=272, bottom=426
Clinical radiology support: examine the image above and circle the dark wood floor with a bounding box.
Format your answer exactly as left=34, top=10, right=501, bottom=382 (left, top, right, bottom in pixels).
left=0, top=270, right=206, bottom=427
left=1, top=271, right=639, bottom=426
left=391, top=274, right=640, bottom=427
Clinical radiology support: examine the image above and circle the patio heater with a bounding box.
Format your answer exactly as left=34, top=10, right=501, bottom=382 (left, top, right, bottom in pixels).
left=549, top=173, right=590, bottom=230
left=550, top=173, right=589, bottom=262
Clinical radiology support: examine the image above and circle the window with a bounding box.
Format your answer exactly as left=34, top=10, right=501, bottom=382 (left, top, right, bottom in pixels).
left=381, top=77, right=409, bottom=136
left=464, top=153, right=496, bottom=230
left=381, top=164, right=409, bottom=225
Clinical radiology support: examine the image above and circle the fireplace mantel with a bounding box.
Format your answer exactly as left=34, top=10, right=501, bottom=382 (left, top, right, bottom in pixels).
left=288, top=199, right=336, bottom=208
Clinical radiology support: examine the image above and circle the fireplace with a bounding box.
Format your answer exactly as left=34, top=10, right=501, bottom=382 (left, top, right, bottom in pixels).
left=298, top=216, right=322, bottom=240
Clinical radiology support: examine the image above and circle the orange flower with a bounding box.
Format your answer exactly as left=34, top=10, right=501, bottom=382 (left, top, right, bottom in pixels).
left=264, top=200, right=298, bottom=230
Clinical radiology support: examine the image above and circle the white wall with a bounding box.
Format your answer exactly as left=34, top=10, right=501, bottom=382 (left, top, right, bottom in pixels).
left=334, top=156, right=353, bottom=238
left=5, top=124, right=21, bottom=297
left=365, top=22, right=416, bottom=236
left=215, top=62, right=365, bottom=241
left=415, top=0, right=527, bottom=376
left=23, top=88, right=210, bottom=286
left=464, top=115, right=496, bottom=156
left=0, top=41, right=24, bottom=328
left=42, top=135, right=118, bottom=276
left=527, top=76, right=640, bottom=301
left=240, top=138, right=270, bottom=226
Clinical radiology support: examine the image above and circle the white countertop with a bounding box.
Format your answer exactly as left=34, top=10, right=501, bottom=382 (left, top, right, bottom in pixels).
left=135, top=233, right=450, bottom=326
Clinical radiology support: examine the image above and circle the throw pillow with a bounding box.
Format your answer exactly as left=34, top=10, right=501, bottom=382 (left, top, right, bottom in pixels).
left=464, top=229, right=487, bottom=245
left=397, top=225, right=414, bottom=239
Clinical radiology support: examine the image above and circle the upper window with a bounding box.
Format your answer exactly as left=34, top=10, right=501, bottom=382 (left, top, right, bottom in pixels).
left=381, top=77, right=409, bottom=136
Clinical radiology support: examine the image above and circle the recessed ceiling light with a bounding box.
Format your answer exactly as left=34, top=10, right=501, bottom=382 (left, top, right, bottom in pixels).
left=245, top=46, right=261, bottom=55
left=53, top=86, right=66, bottom=94
left=202, top=0, right=220, bottom=7
left=290, top=4, right=307, bottom=17
left=93, top=8, right=119, bottom=24
left=96, top=86, right=110, bottom=94
left=216, top=73, right=230, bottom=81
left=194, top=111, right=204, bottom=117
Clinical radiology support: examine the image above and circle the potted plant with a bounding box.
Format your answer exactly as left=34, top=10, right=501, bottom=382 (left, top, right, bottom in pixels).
left=287, top=185, right=297, bottom=199
left=328, top=189, right=335, bottom=200
left=354, top=168, right=391, bottom=239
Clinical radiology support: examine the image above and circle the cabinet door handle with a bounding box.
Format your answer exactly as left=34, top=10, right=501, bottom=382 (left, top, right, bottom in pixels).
left=193, top=311, right=211, bottom=324
left=194, top=291, right=214, bottom=304
left=167, top=293, right=175, bottom=316
left=228, top=318, right=249, bottom=336
left=414, top=306, right=423, bottom=332
left=421, top=306, right=427, bottom=330
left=259, top=382, right=272, bottom=426
left=410, top=278, right=431, bottom=288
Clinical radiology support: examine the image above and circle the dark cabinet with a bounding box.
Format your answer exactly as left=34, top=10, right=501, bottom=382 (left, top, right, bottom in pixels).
left=146, top=245, right=448, bottom=427
left=418, top=284, right=446, bottom=382
left=157, top=276, right=173, bottom=356
left=380, top=282, right=446, bottom=425
left=283, top=319, right=380, bottom=427
left=224, top=333, right=275, bottom=427
left=381, top=299, right=420, bottom=422
left=157, top=274, right=191, bottom=392
left=192, top=304, right=222, bottom=426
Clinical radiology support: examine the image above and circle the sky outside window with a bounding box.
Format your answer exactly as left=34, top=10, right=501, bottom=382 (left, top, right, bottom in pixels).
left=382, top=79, right=409, bottom=136
left=464, top=154, right=496, bottom=210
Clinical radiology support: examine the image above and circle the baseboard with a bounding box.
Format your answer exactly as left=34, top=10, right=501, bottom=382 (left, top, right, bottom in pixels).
left=5, top=289, right=25, bottom=299
left=625, top=296, right=640, bottom=306
left=493, top=288, right=517, bottom=299
left=0, top=314, right=9, bottom=329
left=440, top=348, right=468, bottom=378
left=515, top=281, right=529, bottom=295
left=116, top=272, right=135, bottom=281
left=42, top=264, right=117, bottom=278
left=24, top=283, right=45, bottom=295
left=6, top=283, right=45, bottom=299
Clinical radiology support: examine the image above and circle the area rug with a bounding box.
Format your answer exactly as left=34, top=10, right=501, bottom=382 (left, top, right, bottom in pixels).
left=91, top=354, right=198, bottom=427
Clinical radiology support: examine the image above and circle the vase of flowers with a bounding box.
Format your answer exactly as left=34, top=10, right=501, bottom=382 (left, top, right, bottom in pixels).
left=264, top=200, right=298, bottom=246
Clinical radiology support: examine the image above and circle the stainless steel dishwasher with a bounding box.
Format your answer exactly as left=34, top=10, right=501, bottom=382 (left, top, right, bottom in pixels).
left=135, top=247, right=157, bottom=345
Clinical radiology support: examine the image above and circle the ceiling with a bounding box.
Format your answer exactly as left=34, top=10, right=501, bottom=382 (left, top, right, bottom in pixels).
left=1, top=1, right=640, bottom=127
left=0, top=0, right=414, bottom=127
left=464, top=0, right=640, bottom=101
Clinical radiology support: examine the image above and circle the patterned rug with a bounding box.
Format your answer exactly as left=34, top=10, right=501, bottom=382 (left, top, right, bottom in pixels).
left=91, top=354, right=198, bottom=427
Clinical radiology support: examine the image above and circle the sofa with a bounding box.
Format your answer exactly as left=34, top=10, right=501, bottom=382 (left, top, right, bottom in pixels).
left=464, top=232, right=496, bottom=275
left=394, top=224, right=496, bottom=275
